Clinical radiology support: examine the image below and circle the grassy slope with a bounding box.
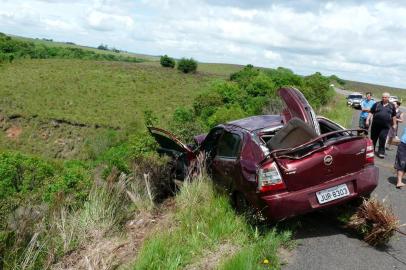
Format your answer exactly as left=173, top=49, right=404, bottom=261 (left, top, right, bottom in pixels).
left=343, top=80, right=406, bottom=101
left=0, top=59, right=216, bottom=158
left=0, top=59, right=212, bottom=127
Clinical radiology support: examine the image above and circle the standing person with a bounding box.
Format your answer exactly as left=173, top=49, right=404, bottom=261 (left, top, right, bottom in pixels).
left=369, top=92, right=397, bottom=158
left=394, top=125, right=406, bottom=188
left=359, top=92, right=375, bottom=130
left=386, top=101, right=403, bottom=150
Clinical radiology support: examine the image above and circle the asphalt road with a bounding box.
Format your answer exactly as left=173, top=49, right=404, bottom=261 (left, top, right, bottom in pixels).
left=283, top=90, right=406, bottom=270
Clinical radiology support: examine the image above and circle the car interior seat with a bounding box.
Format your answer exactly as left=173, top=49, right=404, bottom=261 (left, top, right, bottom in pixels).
left=267, top=117, right=318, bottom=150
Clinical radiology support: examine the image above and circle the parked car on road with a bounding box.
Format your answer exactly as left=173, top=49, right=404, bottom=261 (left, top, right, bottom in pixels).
left=150, top=87, right=379, bottom=221
left=389, top=96, right=399, bottom=103
left=346, top=92, right=363, bottom=109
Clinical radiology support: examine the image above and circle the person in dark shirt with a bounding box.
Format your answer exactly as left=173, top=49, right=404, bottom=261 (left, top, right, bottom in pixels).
left=369, top=92, right=397, bottom=158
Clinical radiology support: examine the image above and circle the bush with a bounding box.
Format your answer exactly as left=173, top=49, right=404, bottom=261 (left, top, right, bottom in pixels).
left=177, top=58, right=198, bottom=73
left=160, top=54, right=175, bottom=68
left=0, top=152, right=55, bottom=199
left=193, top=90, right=224, bottom=117
left=43, top=160, right=92, bottom=205
left=169, top=107, right=205, bottom=142
left=207, top=105, right=246, bottom=128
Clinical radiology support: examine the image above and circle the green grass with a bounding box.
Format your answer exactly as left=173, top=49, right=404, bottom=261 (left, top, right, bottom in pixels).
left=0, top=59, right=216, bottom=158
left=197, top=63, right=244, bottom=78
left=317, top=93, right=353, bottom=128
left=133, top=177, right=291, bottom=270
left=0, top=59, right=212, bottom=127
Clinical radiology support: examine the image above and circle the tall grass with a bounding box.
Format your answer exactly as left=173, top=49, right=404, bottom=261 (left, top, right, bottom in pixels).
left=7, top=171, right=155, bottom=269
left=317, top=93, right=353, bottom=128
left=133, top=174, right=292, bottom=270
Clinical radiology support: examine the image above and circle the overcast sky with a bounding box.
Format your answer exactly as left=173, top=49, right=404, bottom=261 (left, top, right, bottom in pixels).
left=1, top=0, right=406, bottom=88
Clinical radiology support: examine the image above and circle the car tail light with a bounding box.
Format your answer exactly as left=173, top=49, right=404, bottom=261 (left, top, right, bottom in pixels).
left=365, top=139, right=374, bottom=164
left=257, top=162, right=286, bottom=192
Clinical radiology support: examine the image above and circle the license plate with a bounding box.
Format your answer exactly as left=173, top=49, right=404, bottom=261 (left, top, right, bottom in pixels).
left=316, top=184, right=350, bottom=204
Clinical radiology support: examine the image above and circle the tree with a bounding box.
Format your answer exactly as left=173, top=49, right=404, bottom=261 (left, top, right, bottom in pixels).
left=97, top=44, right=108, bottom=50
left=160, top=54, right=175, bottom=68
left=177, top=58, right=197, bottom=73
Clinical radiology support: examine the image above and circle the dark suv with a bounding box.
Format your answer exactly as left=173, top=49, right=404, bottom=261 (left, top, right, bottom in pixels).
left=150, top=87, right=378, bottom=221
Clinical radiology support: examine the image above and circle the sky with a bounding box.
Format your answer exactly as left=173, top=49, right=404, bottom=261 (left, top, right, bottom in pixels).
left=1, top=0, right=406, bottom=88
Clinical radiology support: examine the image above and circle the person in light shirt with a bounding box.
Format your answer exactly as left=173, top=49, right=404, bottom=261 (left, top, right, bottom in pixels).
left=394, top=125, right=406, bottom=188
left=359, top=92, right=375, bottom=130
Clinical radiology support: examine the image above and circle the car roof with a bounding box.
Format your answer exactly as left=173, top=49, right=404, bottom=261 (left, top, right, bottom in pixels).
left=226, top=115, right=283, bottom=132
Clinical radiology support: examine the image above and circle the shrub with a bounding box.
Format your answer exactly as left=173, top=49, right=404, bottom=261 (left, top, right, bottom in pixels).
left=245, top=72, right=276, bottom=97
left=193, top=90, right=224, bottom=117
left=177, top=58, right=198, bottom=73
left=207, top=105, right=246, bottom=128
left=303, top=72, right=334, bottom=108
left=214, top=81, right=246, bottom=104
left=169, top=107, right=205, bottom=142
left=128, top=132, right=158, bottom=159
left=43, top=160, right=92, bottom=205
left=330, top=74, right=346, bottom=86
left=160, top=54, right=175, bottom=68
left=230, top=64, right=260, bottom=88
left=0, top=152, right=55, bottom=199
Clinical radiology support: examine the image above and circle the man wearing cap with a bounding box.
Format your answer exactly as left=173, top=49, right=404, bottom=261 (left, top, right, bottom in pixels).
left=370, top=92, right=397, bottom=158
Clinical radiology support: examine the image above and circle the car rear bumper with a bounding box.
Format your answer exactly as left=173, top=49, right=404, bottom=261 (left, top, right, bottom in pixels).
left=260, top=165, right=379, bottom=221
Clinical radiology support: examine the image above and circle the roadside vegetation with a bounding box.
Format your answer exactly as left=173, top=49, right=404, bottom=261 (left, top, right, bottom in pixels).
left=134, top=174, right=292, bottom=270
left=0, top=36, right=345, bottom=269
left=317, top=94, right=353, bottom=128
left=0, top=33, right=141, bottom=63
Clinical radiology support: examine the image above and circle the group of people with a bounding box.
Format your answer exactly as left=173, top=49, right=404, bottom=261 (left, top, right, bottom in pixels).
left=358, top=92, right=405, bottom=188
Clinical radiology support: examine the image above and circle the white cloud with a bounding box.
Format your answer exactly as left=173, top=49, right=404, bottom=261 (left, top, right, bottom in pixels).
left=1, top=0, right=406, bottom=87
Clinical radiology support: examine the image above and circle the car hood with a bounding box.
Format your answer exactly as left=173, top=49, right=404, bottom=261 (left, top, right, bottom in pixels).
left=278, top=87, right=321, bottom=135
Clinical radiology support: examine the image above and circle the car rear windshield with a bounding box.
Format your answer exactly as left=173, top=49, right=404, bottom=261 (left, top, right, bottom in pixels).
left=348, top=95, right=363, bottom=99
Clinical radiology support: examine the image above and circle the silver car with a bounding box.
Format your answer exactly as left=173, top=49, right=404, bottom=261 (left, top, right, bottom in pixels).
left=346, top=93, right=363, bottom=108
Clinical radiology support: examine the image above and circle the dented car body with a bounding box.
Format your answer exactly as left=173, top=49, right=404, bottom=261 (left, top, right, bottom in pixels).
left=149, top=87, right=379, bottom=221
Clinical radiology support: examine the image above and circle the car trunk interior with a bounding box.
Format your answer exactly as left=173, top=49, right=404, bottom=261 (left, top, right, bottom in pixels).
left=259, top=117, right=367, bottom=191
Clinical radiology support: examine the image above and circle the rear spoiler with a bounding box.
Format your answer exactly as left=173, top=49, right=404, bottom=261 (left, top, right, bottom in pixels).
left=267, top=129, right=367, bottom=160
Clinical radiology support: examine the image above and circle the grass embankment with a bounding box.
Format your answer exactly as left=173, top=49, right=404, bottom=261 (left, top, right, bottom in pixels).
left=134, top=176, right=292, bottom=270
left=318, top=93, right=354, bottom=128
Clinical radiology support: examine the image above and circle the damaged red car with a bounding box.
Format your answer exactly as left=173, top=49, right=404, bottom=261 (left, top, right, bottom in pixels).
left=149, top=87, right=379, bottom=221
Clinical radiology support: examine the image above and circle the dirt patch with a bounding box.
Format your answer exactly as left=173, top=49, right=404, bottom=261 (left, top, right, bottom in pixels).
left=52, top=199, right=175, bottom=270
left=277, top=247, right=294, bottom=266
left=6, top=125, right=22, bottom=140
left=184, top=242, right=240, bottom=270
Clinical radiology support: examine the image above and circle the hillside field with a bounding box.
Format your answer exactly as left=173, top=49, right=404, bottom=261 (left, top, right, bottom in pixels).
left=0, top=59, right=216, bottom=158
left=343, top=80, right=406, bottom=101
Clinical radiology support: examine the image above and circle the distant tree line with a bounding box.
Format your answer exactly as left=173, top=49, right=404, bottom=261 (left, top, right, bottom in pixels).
left=160, top=54, right=198, bottom=73
left=0, top=33, right=142, bottom=63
